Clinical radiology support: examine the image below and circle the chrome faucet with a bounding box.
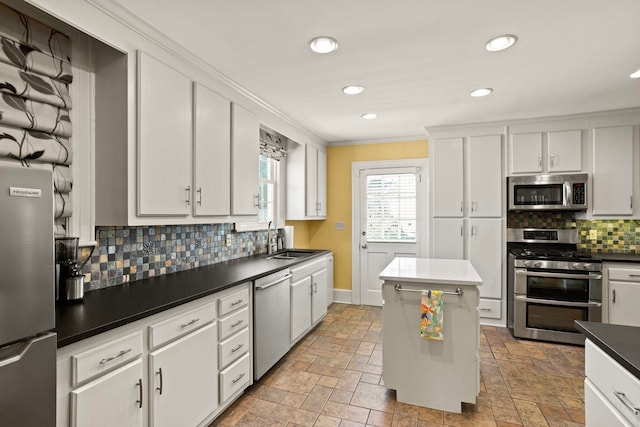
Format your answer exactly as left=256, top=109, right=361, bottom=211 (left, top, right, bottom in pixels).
left=267, top=221, right=277, bottom=255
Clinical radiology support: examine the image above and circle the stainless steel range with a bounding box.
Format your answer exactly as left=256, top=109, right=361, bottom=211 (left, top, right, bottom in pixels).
left=507, top=228, right=602, bottom=345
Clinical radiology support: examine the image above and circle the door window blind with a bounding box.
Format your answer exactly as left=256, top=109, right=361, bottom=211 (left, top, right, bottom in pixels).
left=366, top=173, right=417, bottom=242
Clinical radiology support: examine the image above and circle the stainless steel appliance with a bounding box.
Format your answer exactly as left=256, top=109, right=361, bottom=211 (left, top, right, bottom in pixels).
left=0, top=165, right=56, bottom=425
left=55, top=236, right=87, bottom=302
left=508, top=173, right=588, bottom=211
left=253, top=269, right=292, bottom=380
left=507, top=228, right=602, bottom=345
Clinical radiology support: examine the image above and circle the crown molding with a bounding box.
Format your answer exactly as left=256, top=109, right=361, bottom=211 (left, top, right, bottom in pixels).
left=328, top=134, right=427, bottom=147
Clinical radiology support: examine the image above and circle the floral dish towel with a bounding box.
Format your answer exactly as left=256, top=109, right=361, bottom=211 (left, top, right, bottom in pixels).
left=420, top=290, right=444, bottom=341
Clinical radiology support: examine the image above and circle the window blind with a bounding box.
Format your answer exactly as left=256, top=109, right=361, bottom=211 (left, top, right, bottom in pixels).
left=366, top=173, right=417, bottom=242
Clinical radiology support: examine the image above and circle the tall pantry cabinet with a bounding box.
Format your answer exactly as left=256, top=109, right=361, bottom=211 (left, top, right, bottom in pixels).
left=428, top=125, right=505, bottom=323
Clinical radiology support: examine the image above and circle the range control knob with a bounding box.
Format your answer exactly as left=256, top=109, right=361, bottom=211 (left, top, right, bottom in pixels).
left=524, top=261, right=531, bottom=267
left=584, top=263, right=592, bottom=270
left=534, top=262, right=542, bottom=268
left=572, top=263, right=584, bottom=270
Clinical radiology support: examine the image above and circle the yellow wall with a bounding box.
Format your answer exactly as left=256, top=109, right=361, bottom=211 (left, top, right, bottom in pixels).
left=286, top=139, right=428, bottom=291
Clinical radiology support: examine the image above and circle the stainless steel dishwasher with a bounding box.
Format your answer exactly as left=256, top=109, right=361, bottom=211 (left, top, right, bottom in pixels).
left=254, top=268, right=292, bottom=380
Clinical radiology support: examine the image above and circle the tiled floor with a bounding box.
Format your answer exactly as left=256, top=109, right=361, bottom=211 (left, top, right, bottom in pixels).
left=213, top=303, right=586, bottom=426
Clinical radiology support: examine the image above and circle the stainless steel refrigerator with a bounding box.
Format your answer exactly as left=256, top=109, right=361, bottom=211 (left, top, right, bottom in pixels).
left=0, top=165, right=56, bottom=425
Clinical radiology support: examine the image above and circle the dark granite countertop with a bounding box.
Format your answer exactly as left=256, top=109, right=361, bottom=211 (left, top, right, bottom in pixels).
left=591, top=253, right=640, bottom=263
left=55, top=250, right=330, bottom=348
left=575, top=321, right=640, bottom=380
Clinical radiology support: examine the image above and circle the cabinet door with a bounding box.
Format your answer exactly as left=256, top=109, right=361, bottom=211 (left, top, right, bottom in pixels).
left=609, top=280, right=640, bottom=327
left=585, top=379, right=632, bottom=427
left=468, top=134, right=502, bottom=217
left=311, top=268, right=328, bottom=324
left=149, top=323, right=218, bottom=427
left=593, top=126, right=634, bottom=216
left=305, top=145, right=319, bottom=216
left=71, top=359, right=143, bottom=427
left=193, top=83, right=231, bottom=216
left=547, top=130, right=582, bottom=173
left=509, top=133, right=542, bottom=174
left=432, top=218, right=464, bottom=259
left=468, top=219, right=502, bottom=299
left=317, top=149, right=327, bottom=217
left=137, top=51, right=192, bottom=216
left=432, top=138, right=464, bottom=217
left=231, top=103, right=259, bottom=215
left=291, top=276, right=312, bottom=343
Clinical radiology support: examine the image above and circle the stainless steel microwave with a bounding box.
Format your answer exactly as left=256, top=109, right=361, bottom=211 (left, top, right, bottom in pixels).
left=508, top=173, right=588, bottom=211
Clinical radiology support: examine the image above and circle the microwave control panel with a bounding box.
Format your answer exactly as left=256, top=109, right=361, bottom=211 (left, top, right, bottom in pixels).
left=572, top=183, right=585, bottom=204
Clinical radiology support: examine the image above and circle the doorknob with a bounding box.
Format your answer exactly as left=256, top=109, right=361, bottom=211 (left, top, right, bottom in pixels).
left=361, top=243, right=367, bottom=249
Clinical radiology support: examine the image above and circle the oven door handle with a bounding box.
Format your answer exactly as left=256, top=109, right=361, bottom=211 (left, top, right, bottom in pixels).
left=515, top=295, right=602, bottom=308
left=515, top=270, right=602, bottom=280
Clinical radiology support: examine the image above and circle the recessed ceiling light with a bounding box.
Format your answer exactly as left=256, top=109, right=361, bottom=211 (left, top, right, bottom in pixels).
left=309, top=36, right=339, bottom=54
left=470, top=88, right=493, bottom=97
left=342, top=85, right=364, bottom=95
left=361, top=113, right=377, bottom=120
left=485, top=34, right=518, bottom=52
left=631, top=69, right=640, bottom=79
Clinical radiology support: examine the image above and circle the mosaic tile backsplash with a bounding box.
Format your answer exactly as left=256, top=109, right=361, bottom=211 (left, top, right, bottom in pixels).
left=577, top=220, right=640, bottom=254
left=78, top=224, right=275, bottom=292
left=507, top=211, right=576, bottom=229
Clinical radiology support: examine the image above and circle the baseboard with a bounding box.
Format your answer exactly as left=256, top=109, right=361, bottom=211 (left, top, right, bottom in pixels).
left=332, top=289, right=352, bottom=304
left=480, top=317, right=507, bottom=327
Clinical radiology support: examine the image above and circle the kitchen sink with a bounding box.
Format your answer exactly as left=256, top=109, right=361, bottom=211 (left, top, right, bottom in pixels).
left=266, top=250, right=316, bottom=260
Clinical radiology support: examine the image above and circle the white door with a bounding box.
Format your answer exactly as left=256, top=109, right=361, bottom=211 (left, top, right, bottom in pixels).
left=311, top=268, right=328, bottom=323
left=358, top=167, right=423, bottom=306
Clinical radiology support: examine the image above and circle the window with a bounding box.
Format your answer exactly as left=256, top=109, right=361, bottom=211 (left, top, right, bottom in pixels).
left=366, top=173, right=417, bottom=242
left=258, top=155, right=278, bottom=223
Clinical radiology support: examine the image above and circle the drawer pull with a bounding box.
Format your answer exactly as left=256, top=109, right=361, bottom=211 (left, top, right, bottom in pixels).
left=232, top=373, right=245, bottom=384
left=99, top=348, right=132, bottom=365
left=479, top=308, right=492, bottom=311
left=156, top=367, right=163, bottom=395
left=136, top=378, right=143, bottom=409
left=613, top=388, right=640, bottom=416
left=629, top=274, right=640, bottom=278
left=231, top=320, right=243, bottom=328
left=180, top=318, right=200, bottom=329
left=231, top=299, right=244, bottom=306
left=231, top=344, right=244, bottom=353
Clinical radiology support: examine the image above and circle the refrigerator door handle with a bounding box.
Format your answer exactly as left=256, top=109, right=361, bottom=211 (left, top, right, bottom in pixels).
left=0, top=339, right=33, bottom=368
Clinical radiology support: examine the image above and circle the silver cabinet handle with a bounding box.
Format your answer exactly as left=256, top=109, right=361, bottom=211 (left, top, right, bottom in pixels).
left=156, top=367, right=163, bottom=395
left=613, top=388, right=640, bottom=416
left=538, top=154, right=542, bottom=167
left=231, top=320, right=243, bottom=328
left=253, top=194, right=260, bottom=208
left=515, top=295, right=602, bottom=308
left=471, top=201, right=476, bottom=212
left=232, top=373, right=245, bottom=384
left=99, top=348, right=132, bottom=365
left=231, top=344, right=244, bottom=353
left=196, top=187, right=202, bottom=206
left=255, top=273, right=293, bottom=290
left=231, top=299, right=244, bottom=306
left=460, top=201, right=463, bottom=212
left=629, top=274, right=640, bottom=278
left=180, top=318, right=200, bottom=328
left=136, top=378, right=143, bottom=409
left=185, top=186, right=191, bottom=205
left=470, top=226, right=476, bottom=236
left=549, top=154, right=555, bottom=167
left=479, top=307, right=492, bottom=311
left=631, top=196, right=634, bottom=209
left=460, top=226, right=463, bottom=237
left=515, top=270, right=602, bottom=280
left=613, top=289, right=616, bottom=303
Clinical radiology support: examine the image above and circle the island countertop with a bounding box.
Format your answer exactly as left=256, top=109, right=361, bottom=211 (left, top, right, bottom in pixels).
left=379, top=257, right=482, bottom=286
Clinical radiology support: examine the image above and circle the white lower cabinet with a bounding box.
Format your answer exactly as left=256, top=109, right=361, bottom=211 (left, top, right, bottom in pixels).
left=57, top=284, right=252, bottom=427
left=70, top=359, right=144, bottom=427
left=290, top=256, right=330, bottom=345
left=585, top=379, right=631, bottom=427
left=432, top=218, right=464, bottom=259
left=149, top=323, right=218, bottom=427
left=606, top=264, right=640, bottom=326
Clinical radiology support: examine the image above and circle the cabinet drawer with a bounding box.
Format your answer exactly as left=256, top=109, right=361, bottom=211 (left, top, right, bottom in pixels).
left=609, top=268, right=640, bottom=282
left=219, top=327, right=249, bottom=369
left=291, top=258, right=327, bottom=281
left=220, top=353, right=250, bottom=403
left=478, top=299, right=501, bottom=319
left=586, top=340, right=640, bottom=424
left=219, top=287, right=249, bottom=316
left=71, top=331, right=143, bottom=386
left=149, top=301, right=216, bottom=349
left=219, top=307, right=249, bottom=340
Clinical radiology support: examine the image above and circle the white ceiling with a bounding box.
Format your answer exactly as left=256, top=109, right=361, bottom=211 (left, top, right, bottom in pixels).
left=113, top=0, right=640, bottom=144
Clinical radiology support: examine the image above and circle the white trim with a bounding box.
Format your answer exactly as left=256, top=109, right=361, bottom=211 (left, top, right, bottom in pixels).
left=351, top=158, right=429, bottom=306
left=329, top=134, right=427, bottom=147
left=332, top=289, right=353, bottom=305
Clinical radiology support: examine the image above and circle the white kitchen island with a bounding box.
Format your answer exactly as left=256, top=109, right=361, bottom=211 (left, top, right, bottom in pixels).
left=379, top=257, right=482, bottom=414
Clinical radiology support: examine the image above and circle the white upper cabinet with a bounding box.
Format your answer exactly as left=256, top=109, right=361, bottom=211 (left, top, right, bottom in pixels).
left=287, top=142, right=327, bottom=220
left=468, top=135, right=502, bottom=217
left=231, top=103, right=260, bottom=216
left=592, top=126, right=634, bottom=216
left=193, top=83, right=231, bottom=217
left=547, top=130, right=582, bottom=173
left=432, top=138, right=464, bottom=217
left=137, top=51, right=192, bottom=216
left=509, top=133, right=542, bottom=174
